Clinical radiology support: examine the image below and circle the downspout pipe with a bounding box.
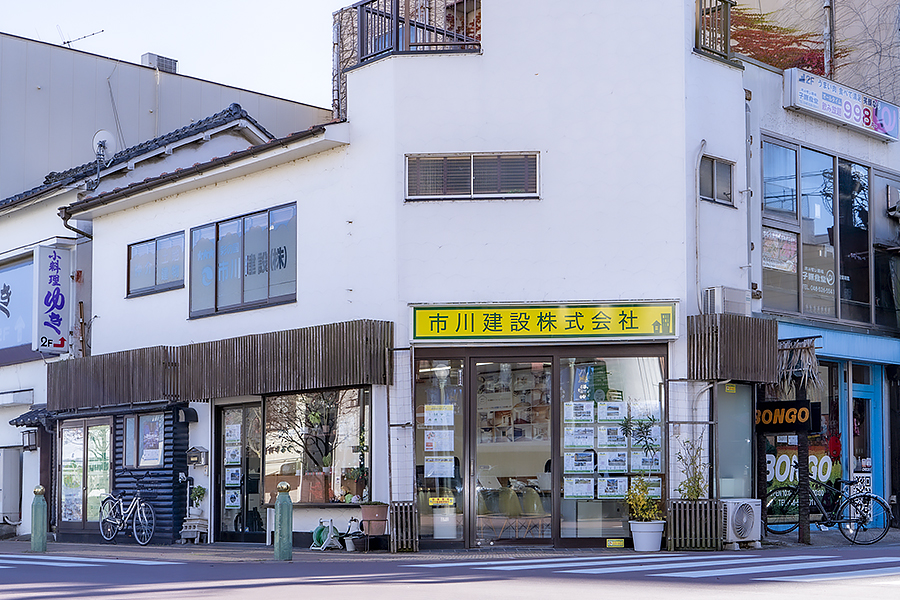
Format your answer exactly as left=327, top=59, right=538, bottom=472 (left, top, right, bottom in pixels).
left=59, top=209, right=93, bottom=240
left=695, top=139, right=708, bottom=314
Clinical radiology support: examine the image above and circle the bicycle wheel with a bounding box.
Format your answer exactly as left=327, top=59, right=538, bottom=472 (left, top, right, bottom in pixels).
left=132, top=500, right=155, bottom=545
left=837, top=493, right=891, bottom=545
left=99, top=497, right=121, bottom=541
left=764, top=486, right=800, bottom=534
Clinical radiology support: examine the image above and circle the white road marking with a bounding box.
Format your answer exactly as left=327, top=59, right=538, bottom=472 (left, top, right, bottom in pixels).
left=408, top=554, right=662, bottom=568
left=758, top=566, right=900, bottom=582
left=0, top=554, right=181, bottom=566
left=563, top=554, right=830, bottom=575
left=480, top=554, right=732, bottom=571
left=651, top=556, right=900, bottom=578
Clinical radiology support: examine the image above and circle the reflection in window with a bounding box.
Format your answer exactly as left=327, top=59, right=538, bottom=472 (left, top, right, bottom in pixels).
left=128, top=232, right=184, bottom=295
left=762, top=227, right=799, bottom=312
left=263, top=389, right=369, bottom=504
left=124, top=414, right=164, bottom=468
left=763, top=142, right=797, bottom=214
left=838, top=160, right=870, bottom=321
left=800, top=148, right=836, bottom=317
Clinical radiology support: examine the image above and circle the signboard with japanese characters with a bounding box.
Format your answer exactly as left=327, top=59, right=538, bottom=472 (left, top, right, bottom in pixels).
left=412, top=302, right=677, bottom=341
left=784, top=68, right=900, bottom=142
left=32, top=246, right=71, bottom=354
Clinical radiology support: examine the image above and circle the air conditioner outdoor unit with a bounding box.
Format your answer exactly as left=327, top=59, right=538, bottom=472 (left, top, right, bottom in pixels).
left=722, top=498, right=761, bottom=543
left=703, top=286, right=751, bottom=317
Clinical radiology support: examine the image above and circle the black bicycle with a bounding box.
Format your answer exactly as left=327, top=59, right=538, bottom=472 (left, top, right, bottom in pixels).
left=98, top=473, right=156, bottom=545
left=764, top=471, right=891, bottom=545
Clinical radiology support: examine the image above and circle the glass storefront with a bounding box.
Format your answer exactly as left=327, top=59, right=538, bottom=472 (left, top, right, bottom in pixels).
left=414, top=347, right=666, bottom=548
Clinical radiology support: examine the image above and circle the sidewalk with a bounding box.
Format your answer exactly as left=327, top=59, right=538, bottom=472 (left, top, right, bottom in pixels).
left=1, top=527, right=898, bottom=563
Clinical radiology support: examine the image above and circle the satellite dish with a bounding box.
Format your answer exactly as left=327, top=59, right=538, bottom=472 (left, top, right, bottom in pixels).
left=91, top=129, right=118, bottom=158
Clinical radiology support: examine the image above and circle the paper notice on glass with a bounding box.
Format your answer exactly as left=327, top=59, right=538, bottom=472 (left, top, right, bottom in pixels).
left=563, top=477, right=595, bottom=499
left=564, top=426, right=595, bottom=448
left=564, top=401, right=595, bottom=423
left=423, top=405, right=455, bottom=427
left=630, top=450, right=661, bottom=473
left=596, top=401, right=626, bottom=422
left=424, top=429, right=454, bottom=452
left=224, top=424, right=241, bottom=444
left=597, top=451, right=628, bottom=472
left=424, top=456, right=455, bottom=478
left=597, top=477, right=628, bottom=498
left=645, top=477, right=662, bottom=499
left=597, top=424, right=627, bottom=447
left=564, top=451, right=595, bottom=473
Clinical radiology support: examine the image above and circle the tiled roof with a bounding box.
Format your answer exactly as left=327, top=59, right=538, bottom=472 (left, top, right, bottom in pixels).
left=8, top=404, right=52, bottom=427
left=0, top=103, right=273, bottom=211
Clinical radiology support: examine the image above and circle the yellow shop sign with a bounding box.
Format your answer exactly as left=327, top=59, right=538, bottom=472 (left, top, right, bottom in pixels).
left=413, top=303, right=677, bottom=341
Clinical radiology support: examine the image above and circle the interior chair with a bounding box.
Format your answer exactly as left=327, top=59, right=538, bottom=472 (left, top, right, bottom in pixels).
left=520, top=486, right=550, bottom=538
left=496, top=487, right=523, bottom=539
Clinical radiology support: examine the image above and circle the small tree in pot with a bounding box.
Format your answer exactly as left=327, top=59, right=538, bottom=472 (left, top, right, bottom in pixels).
left=620, top=415, right=664, bottom=551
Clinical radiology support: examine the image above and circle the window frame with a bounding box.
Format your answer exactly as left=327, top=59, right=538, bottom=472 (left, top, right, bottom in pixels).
left=699, top=155, right=735, bottom=205
left=126, top=231, right=185, bottom=297
left=759, top=133, right=895, bottom=327
left=123, top=412, right=165, bottom=469
left=406, top=152, right=540, bottom=201
left=189, top=203, right=297, bottom=318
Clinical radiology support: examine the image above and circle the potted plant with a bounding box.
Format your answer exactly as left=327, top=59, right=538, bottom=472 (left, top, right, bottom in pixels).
left=668, top=431, right=719, bottom=550
left=359, top=501, right=388, bottom=535
left=189, top=485, right=206, bottom=518
left=620, top=415, right=665, bottom=551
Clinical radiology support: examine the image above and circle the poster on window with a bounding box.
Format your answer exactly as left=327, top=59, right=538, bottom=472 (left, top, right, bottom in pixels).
left=631, top=450, right=661, bottom=473
left=424, top=456, right=455, bottom=478
left=597, top=477, right=628, bottom=498
left=597, top=451, right=628, bottom=472
left=564, top=401, right=594, bottom=423
left=225, top=467, right=242, bottom=487
left=596, top=400, right=626, bottom=422
left=762, top=228, right=798, bottom=273
left=139, top=415, right=163, bottom=466
left=597, top=424, right=627, bottom=447
left=424, top=429, right=454, bottom=452
left=423, top=405, right=455, bottom=427
left=563, top=477, right=595, bottom=499
left=564, top=451, right=595, bottom=473
left=224, top=445, right=242, bottom=465
left=224, top=424, right=241, bottom=444
left=564, top=426, right=594, bottom=448
left=224, top=488, right=241, bottom=509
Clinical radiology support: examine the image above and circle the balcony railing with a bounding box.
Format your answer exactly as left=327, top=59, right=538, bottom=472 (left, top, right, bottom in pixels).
left=333, top=0, right=481, bottom=118
left=696, top=0, right=734, bottom=60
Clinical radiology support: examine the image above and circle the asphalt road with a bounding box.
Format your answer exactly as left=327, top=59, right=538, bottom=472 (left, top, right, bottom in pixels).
left=1, top=539, right=899, bottom=600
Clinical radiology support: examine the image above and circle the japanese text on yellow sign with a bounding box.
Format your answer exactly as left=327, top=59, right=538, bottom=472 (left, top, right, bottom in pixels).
left=413, top=303, right=676, bottom=340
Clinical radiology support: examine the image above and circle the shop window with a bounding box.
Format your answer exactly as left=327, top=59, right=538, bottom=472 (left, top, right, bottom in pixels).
left=762, top=141, right=797, bottom=215
left=124, top=413, right=164, bottom=468
left=762, top=227, right=799, bottom=312
left=0, top=257, right=35, bottom=364
left=189, top=204, right=296, bottom=317
left=127, top=232, right=184, bottom=296
left=838, top=160, right=870, bottom=322
left=699, top=156, right=734, bottom=204
left=406, top=153, right=539, bottom=201
left=263, top=388, right=370, bottom=504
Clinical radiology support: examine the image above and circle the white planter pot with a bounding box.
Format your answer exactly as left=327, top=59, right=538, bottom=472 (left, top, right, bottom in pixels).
left=629, top=520, right=665, bottom=552
left=188, top=507, right=204, bottom=518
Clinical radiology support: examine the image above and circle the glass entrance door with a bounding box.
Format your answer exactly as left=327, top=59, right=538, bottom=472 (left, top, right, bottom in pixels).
left=59, top=419, right=111, bottom=532
left=474, top=360, right=552, bottom=544
left=217, top=404, right=265, bottom=542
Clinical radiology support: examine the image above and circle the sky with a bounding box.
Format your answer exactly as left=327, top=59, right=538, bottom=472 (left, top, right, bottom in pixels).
left=3, top=0, right=351, bottom=108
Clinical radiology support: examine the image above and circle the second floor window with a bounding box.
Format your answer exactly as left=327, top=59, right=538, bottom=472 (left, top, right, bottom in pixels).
left=190, top=204, right=297, bottom=317
left=127, top=232, right=184, bottom=296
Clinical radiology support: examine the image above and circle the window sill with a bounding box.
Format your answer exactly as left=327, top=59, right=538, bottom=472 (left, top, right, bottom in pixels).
left=126, top=283, right=185, bottom=299
left=189, top=295, right=296, bottom=319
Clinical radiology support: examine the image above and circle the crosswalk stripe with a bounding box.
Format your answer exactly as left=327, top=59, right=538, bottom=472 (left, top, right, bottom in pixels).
left=563, top=554, right=829, bottom=575
left=0, top=554, right=180, bottom=566
left=479, top=554, right=733, bottom=571
left=408, top=554, right=656, bottom=568
left=650, top=556, right=900, bottom=578
left=0, top=558, right=90, bottom=568
left=758, top=566, right=900, bottom=582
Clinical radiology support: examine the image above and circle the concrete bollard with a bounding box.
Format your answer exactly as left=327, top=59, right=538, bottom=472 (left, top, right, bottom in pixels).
left=274, top=481, right=292, bottom=561
left=31, top=486, right=47, bottom=553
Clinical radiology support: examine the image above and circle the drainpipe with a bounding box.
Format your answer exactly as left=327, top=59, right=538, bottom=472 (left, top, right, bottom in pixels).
left=824, top=0, right=834, bottom=80
left=746, top=97, right=753, bottom=293
left=695, top=139, right=708, bottom=314
left=59, top=209, right=93, bottom=240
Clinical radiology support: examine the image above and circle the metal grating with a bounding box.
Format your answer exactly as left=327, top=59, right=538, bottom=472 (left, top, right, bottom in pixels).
left=667, top=499, right=722, bottom=550
left=688, top=314, right=777, bottom=383
left=389, top=500, right=419, bottom=552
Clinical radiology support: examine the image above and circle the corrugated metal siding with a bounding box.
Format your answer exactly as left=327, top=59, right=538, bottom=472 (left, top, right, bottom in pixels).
left=47, top=320, right=393, bottom=410
left=110, top=407, right=189, bottom=544
left=178, top=320, right=393, bottom=402
left=688, top=314, right=778, bottom=383
left=48, top=346, right=177, bottom=411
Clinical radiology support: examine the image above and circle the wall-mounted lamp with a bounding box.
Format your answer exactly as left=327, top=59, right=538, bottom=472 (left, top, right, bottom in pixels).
left=22, top=429, right=38, bottom=451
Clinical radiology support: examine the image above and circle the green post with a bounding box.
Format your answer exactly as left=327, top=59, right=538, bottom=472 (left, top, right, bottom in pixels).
left=274, top=481, right=292, bottom=561
left=31, top=486, right=47, bottom=553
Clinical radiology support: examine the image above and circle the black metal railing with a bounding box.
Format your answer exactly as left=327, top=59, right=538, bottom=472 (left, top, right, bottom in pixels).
left=696, top=0, right=734, bottom=59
